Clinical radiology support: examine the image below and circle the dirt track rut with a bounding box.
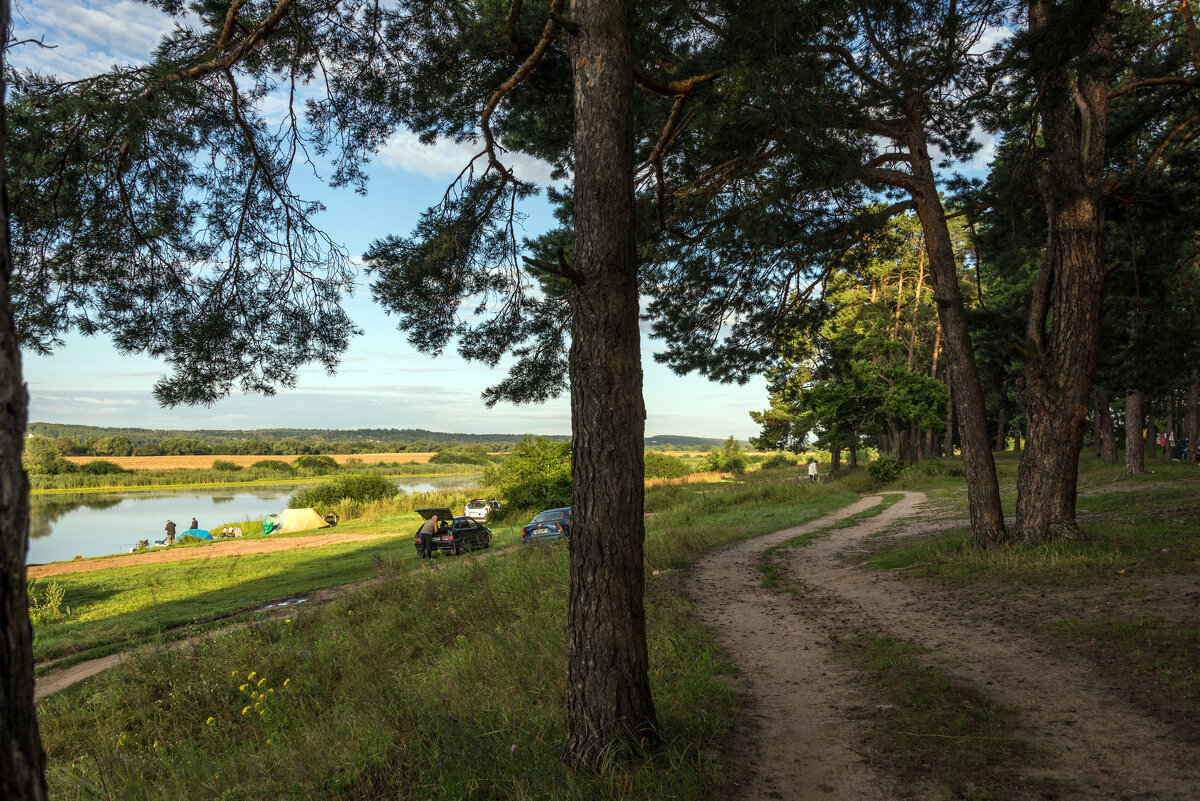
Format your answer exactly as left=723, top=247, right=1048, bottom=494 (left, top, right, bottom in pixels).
left=690, top=492, right=1200, bottom=800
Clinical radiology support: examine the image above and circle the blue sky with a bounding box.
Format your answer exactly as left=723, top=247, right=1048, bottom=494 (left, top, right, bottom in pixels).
left=11, top=0, right=769, bottom=439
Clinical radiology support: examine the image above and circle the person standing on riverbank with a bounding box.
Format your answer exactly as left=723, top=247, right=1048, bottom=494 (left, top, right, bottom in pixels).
left=165, top=520, right=177, bottom=545
left=189, top=517, right=198, bottom=531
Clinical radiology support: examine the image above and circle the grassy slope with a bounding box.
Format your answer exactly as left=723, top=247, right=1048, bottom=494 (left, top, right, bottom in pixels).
left=36, top=472, right=855, bottom=800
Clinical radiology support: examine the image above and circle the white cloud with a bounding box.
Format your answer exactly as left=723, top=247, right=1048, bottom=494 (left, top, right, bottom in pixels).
left=12, top=0, right=178, bottom=80
left=379, top=131, right=558, bottom=186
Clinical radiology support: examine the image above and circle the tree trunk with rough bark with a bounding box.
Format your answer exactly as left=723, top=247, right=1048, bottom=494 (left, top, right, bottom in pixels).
left=908, top=138, right=1006, bottom=545
left=995, top=386, right=1007, bottom=452
left=562, top=0, right=657, bottom=769
left=1016, top=0, right=1112, bottom=542
left=831, top=449, right=841, bottom=472
left=1097, top=390, right=1117, bottom=464
left=1146, top=407, right=1157, bottom=462
left=1124, top=390, right=1145, bottom=475
left=1188, top=368, right=1199, bottom=464
left=0, top=2, right=49, bottom=791
left=943, top=381, right=955, bottom=457
left=1162, top=393, right=1173, bottom=463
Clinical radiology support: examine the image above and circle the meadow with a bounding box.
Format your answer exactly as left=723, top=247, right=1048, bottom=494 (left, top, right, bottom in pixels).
left=31, top=453, right=1200, bottom=800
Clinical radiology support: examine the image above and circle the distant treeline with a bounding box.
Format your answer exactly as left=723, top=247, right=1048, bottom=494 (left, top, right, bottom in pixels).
left=27, top=423, right=730, bottom=456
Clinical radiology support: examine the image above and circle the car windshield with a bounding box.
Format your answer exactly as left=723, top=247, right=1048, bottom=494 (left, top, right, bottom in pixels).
left=466, top=500, right=487, bottom=509
left=533, top=510, right=566, bottom=523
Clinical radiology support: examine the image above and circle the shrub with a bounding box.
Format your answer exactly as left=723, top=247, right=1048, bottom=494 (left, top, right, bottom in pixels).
left=644, top=452, right=692, bottom=480
left=482, top=437, right=571, bottom=510
left=429, top=451, right=493, bottom=466
left=289, top=475, right=399, bottom=510
left=132, top=444, right=164, bottom=456
left=211, top=459, right=244, bottom=472
left=81, top=459, right=127, bottom=475
left=866, top=456, right=903, bottom=482
left=29, top=458, right=81, bottom=475
left=759, top=453, right=796, bottom=470
left=699, top=436, right=749, bottom=476
left=251, top=459, right=296, bottom=475
left=293, top=454, right=339, bottom=474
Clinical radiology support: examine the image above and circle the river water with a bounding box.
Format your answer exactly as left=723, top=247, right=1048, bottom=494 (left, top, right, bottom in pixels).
left=27, top=475, right=478, bottom=565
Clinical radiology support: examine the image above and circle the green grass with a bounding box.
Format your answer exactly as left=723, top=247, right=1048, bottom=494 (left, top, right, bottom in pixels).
left=35, top=473, right=857, bottom=801
left=1055, top=616, right=1200, bottom=704
left=838, top=634, right=1052, bottom=801
left=31, top=505, right=533, bottom=667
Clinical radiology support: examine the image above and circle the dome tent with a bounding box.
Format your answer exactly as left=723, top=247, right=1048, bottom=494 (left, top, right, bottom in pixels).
left=262, top=507, right=331, bottom=535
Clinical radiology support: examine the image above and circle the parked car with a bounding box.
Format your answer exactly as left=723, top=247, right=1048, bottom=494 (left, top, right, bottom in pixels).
left=522, top=507, right=571, bottom=543
left=413, top=507, right=492, bottom=556
left=463, top=498, right=503, bottom=520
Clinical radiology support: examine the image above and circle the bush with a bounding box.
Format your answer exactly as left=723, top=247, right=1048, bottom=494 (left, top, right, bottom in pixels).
left=429, top=451, right=493, bottom=466
left=699, top=436, right=749, bottom=476
left=251, top=459, right=296, bottom=475
left=482, top=437, right=571, bottom=510
left=132, top=444, right=165, bottom=456
left=81, top=459, right=127, bottom=475
left=866, top=456, right=903, bottom=482
left=293, top=455, right=339, bottom=474
left=289, top=475, right=399, bottom=510
left=211, top=459, right=244, bottom=472
left=29, top=458, right=81, bottom=475
left=644, top=452, right=692, bottom=480
left=759, top=453, right=796, bottom=470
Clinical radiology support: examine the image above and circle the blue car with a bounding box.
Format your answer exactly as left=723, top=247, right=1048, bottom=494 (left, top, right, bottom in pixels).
left=522, top=507, right=571, bottom=543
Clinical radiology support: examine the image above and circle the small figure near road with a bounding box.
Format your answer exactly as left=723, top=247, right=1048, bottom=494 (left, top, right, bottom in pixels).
left=165, top=519, right=177, bottom=546
left=808, top=459, right=819, bottom=483
left=417, top=514, right=439, bottom=560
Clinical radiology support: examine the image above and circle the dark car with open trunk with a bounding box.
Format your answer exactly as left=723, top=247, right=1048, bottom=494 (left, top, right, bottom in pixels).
left=413, top=507, right=492, bottom=556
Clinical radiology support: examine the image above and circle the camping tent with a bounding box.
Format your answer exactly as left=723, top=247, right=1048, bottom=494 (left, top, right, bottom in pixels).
left=263, top=507, right=331, bottom=534
left=181, top=528, right=212, bottom=540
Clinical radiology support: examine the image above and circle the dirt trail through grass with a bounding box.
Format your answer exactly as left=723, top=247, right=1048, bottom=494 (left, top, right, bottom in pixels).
left=690, top=491, right=1200, bottom=800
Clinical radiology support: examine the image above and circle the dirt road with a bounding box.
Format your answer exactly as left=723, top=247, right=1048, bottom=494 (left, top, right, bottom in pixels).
left=690, top=492, right=1200, bottom=800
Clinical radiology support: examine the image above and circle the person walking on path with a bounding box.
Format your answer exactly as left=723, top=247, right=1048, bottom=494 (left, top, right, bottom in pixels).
left=417, top=515, right=438, bottom=560
left=165, top=520, right=177, bottom=546
left=807, top=459, right=819, bottom=483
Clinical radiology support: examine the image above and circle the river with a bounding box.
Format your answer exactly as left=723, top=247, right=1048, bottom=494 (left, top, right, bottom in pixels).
left=27, top=474, right=479, bottom=565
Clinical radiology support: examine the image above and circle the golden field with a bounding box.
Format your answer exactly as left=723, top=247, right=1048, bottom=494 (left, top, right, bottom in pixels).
left=63, top=452, right=437, bottom=470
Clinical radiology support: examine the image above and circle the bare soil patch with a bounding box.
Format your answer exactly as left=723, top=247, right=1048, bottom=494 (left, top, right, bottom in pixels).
left=690, top=492, right=1200, bottom=800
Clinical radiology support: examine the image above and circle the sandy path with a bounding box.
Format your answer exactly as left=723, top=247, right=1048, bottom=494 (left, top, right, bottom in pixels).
left=28, top=531, right=405, bottom=578
left=690, top=496, right=895, bottom=801
left=691, top=492, right=1200, bottom=800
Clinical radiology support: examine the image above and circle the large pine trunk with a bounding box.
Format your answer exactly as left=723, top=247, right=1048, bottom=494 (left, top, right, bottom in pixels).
left=909, top=148, right=1006, bottom=545
left=562, top=0, right=657, bottom=769
left=1097, top=390, right=1117, bottom=463
left=1188, top=368, right=1199, bottom=464
left=1016, top=0, right=1111, bottom=542
left=1124, top=390, right=1145, bottom=475
left=0, top=2, right=49, bottom=791
left=1162, top=392, right=1173, bottom=463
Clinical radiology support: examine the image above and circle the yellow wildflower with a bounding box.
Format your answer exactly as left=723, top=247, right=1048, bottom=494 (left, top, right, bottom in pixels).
left=285, top=618, right=291, bottom=624
left=266, top=739, right=272, bottom=744
left=153, top=740, right=159, bottom=749
left=283, top=678, right=290, bottom=686
left=205, top=717, right=215, bottom=725
left=259, top=710, right=265, bottom=717
left=241, top=706, right=251, bottom=716
left=247, top=671, right=257, bottom=680
left=257, top=678, right=266, bottom=687
left=230, top=671, right=236, bottom=677
left=239, top=684, right=248, bottom=691
left=251, top=691, right=259, bottom=699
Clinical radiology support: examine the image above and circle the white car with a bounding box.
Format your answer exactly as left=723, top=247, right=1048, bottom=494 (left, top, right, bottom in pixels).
left=463, top=498, right=502, bottom=520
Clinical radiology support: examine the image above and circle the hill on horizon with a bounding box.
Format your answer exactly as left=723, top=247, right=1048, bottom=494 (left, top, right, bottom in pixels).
left=28, top=423, right=733, bottom=449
